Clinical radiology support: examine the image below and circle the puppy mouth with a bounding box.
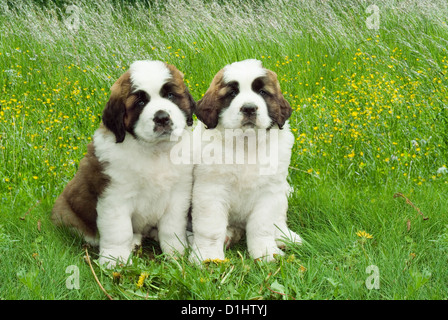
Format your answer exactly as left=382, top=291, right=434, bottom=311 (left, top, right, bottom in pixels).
left=240, top=115, right=258, bottom=128
left=241, top=120, right=256, bottom=128
left=153, top=125, right=173, bottom=135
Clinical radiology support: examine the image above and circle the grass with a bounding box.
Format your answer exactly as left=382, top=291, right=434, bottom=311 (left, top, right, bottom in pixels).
left=1, top=0, right=448, bottom=300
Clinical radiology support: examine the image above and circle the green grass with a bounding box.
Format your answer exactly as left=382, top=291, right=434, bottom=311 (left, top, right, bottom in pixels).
left=1, top=0, right=448, bottom=300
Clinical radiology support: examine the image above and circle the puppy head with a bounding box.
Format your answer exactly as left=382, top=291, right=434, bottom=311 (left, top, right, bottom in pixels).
left=195, top=59, right=291, bottom=130
left=102, top=60, right=195, bottom=143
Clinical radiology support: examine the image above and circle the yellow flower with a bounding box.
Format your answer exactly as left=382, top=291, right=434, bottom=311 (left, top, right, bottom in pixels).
left=112, top=272, right=121, bottom=284
left=356, top=230, right=373, bottom=239
left=136, top=272, right=149, bottom=288
left=203, top=258, right=229, bottom=265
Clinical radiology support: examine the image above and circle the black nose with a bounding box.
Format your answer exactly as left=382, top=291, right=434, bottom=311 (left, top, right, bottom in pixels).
left=240, top=104, right=258, bottom=116
left=153, top=110, right=172, bottom=126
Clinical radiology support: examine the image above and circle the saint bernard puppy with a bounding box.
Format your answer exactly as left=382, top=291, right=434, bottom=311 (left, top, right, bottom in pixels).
left=52, top=60, right=195, bottom=267
left=190, top=59, right=302, bottom=262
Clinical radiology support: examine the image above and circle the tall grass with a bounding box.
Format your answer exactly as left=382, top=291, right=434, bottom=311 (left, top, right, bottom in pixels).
left=1, top=0, right=448, bottom=300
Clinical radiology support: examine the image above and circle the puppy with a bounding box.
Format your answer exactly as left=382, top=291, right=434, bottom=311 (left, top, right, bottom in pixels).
left=190, top=59, right=302, bottom=262
left=52, top=60, right=195, bottom=267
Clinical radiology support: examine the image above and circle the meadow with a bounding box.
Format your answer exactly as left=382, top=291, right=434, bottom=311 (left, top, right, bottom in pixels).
left=1, top=0, right=448, bottom=300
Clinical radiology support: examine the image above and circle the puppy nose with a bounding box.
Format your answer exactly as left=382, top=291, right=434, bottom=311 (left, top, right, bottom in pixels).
left=240, top=104, right=258, bottom=116
left=153, top=110, right=172, bottom=126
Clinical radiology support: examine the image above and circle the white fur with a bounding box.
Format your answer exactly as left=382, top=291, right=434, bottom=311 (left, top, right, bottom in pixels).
left=190, top=59, right=302, bottom=263
left=95, top=61, right=193, bottom=267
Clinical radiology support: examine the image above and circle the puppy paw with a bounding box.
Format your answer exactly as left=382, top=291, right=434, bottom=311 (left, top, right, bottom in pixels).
left=250, top=244, right=284, bottom=262
left=276, top=229, right=303, bottom=249
left=189, top=247, right=225, bottom=265
left=99, top=248, right=132, bottom=269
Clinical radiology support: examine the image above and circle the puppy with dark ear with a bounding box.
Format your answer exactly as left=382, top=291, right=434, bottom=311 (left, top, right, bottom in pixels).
left=194, top=69, right=225, bottom=129
left=189, top=59, right=302, bottom=264
left=52, top=60, right=195, bottom=268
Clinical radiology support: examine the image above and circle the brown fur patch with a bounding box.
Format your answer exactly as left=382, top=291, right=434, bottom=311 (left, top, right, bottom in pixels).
left=51, top=142, right=109, bottom=241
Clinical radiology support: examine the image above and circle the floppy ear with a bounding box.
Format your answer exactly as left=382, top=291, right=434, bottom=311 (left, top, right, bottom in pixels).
left=101, top=71, right=131, bottom=143
left=185, top=89, right=196, bottom=127
left=195, top=91, right=220, bottom=129
left=266, top=70, right=292, bottom=129
left=274, top=94, right=292, bottom=129
left=195, top=69, right=224, bottom=129
left=102, top=95, right=126, bottom=143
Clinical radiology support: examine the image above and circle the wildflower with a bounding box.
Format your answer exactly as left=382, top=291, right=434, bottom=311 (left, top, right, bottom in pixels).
left=203, top=258, right=229, bottom=265
left=136, top=272, right=149, bottom=288
left=112, top=272, right=121, bottom=284
left=356, top=230, right=373, bottom=239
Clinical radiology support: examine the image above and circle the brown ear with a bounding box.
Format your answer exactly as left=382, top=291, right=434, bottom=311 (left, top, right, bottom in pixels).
left=196, top=93, right=220, bottom=129
left=274, top=94, right=292, bottom=129
left=102, top=71, right=131, bottom=143
left=195, top=69, right=224, bottom=129
left=266, top=70, right=292, bottom=129
left=102, top=95, right=126, bottom=143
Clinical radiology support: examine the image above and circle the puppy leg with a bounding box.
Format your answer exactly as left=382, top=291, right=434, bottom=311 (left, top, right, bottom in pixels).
left=96, top=198, right=134, bottom=268
left=189, top=183, right=229, bottom=264
left=157, top=186, right=190, bottom=258
left=246, top=194, right=287, bottom=261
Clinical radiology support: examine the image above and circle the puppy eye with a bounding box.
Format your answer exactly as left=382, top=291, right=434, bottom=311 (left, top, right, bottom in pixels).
left=259, top=89, right=268, bottom=96
left=137, top=100, right=146, bottom=107
left=167, top=92, right=175, bottom=100
left=229, top=90, right=238, bottom=97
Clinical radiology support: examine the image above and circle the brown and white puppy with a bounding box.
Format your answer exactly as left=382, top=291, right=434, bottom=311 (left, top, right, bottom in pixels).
left=190, top=59, right=302, bottom=263
left=52, top=60, right=195, bottom=267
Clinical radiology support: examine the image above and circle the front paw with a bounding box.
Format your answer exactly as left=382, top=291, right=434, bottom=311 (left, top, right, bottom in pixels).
left=99, top=248, right=132, bottom=269
left=189, top=246, right=225, bottom=265
left=159, top=234, right=187, bottom=258
left=276, top=229, right=303, bottom=249
left=249, top=244, right=284, bottom=262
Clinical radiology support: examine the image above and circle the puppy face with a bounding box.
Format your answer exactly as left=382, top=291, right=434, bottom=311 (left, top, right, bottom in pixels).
left=196, top=59, right=292, bottom=130
left=102, top=60, right=195, bottom=143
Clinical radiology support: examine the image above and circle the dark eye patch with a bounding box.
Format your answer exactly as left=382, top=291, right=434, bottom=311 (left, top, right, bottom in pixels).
left=133, top=90, right=150, bottom=108
left=160, top=82, right=181, bottom=101
left=222, top=81, right=239, bottom=99
left=252, top=77, right=271, bottom=97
